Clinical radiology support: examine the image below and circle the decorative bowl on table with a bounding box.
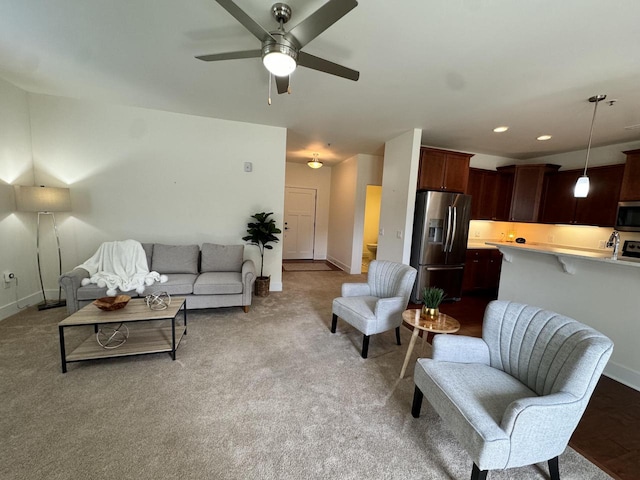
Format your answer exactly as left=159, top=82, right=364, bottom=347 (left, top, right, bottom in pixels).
left=93, top=295, right=131, bottom=311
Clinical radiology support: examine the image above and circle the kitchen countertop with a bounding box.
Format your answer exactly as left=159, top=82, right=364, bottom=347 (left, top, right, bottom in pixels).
left=467, top=241, right=499, bottom=250
left=485, top=241, right=640, bottom=271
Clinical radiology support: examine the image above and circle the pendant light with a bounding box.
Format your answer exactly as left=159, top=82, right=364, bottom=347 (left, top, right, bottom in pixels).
left=307, top=152, right=323, bottom=169
left=574, top=94, right=606, bottom=198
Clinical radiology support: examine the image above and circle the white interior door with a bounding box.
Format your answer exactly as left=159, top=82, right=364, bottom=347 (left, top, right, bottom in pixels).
left=283, top=187, right=316, bottom=260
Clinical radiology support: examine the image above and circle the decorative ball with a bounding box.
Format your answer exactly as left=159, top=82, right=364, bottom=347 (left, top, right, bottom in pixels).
left=145, top=291, right=171, bottom=310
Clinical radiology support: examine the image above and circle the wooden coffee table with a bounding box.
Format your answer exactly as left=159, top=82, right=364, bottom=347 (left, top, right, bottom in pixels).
left=399, top=309, right=460, bottom=378
left=58, top=297, right=187, bottom=373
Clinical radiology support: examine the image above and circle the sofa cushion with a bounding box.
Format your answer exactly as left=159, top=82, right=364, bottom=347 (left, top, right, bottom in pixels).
left=76, top=285, right=140, bottom=300
left=145, top=274, right=197, bottom=296
left=194, top=272, right=243, bottom=295
left=152, top=244, right=199, bottom=274
left=141, top=243, right=154, bottom=270
left=201, top=244, right=244, bottom=272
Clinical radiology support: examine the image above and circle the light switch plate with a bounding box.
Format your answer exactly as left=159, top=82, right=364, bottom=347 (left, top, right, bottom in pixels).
left=244, top=162, right=252, bottom=172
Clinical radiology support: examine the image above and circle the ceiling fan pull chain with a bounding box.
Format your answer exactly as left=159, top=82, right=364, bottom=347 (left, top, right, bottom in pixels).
left=268, top=73, right=272, bottom=105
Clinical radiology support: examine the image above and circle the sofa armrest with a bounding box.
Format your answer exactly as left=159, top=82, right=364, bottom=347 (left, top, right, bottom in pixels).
left=342, top=283, right=370, bottom=297
left=241, top=259, right=256, bottom=307
left=432, top=335, right=490, bottom=365
left=59, top=267, right=90, bottom=315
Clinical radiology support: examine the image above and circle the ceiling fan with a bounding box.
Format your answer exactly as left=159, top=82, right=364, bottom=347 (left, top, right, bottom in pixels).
left=196, top=0, right=360, bottom=95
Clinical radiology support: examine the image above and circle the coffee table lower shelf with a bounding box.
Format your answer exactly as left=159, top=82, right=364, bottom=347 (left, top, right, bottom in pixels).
left=66, top=326, right=186, bottom=362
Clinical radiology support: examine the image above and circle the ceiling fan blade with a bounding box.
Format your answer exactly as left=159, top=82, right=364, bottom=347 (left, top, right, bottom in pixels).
left=298, top=52, right=359, bottom=81
left=195, top=50, right=261, bottom=62
left=287, top=0, right=357, bottom=48
left=275, top=75, right=290, bottom=95
left=214, top=0, right=274, bottom=42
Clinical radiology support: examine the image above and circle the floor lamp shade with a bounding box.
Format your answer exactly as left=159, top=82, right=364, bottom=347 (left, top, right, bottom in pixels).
left=14, top=186, right=71, bottom=213
left=14, top=185, right=71, bottom=310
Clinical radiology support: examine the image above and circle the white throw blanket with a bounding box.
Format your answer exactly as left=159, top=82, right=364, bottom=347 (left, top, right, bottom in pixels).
left=79, top=240, right=167, bottom=296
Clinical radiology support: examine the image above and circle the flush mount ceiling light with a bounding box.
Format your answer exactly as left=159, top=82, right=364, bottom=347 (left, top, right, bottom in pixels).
left=537, top=135, right=552, bottom=141
left=307, top=152, right=323, bottom=169
left=493, top=126, right=509, bottom=133
left=574, top=94, right=607, bottom=198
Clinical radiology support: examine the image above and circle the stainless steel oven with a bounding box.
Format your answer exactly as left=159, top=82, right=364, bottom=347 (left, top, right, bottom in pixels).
left=615, top=201, right=640, bottom=232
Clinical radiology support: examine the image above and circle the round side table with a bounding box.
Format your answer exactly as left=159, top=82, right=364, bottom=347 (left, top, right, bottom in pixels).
left=399, top=309, right=460, bottom=378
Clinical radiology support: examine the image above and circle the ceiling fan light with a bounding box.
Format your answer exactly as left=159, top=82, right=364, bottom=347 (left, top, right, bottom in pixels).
left=263, top=51, right=296, bottom=76
left=574, top=175, right=590, bottom=198
left=307, top=153, right=323, bottom=169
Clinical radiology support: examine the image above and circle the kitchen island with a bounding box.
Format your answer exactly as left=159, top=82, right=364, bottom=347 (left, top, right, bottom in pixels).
left=487, top=241, right=640, bottom=392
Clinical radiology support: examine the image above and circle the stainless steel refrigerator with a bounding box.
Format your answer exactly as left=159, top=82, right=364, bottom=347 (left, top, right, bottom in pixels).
left=410, top=190, right=471, bottom=303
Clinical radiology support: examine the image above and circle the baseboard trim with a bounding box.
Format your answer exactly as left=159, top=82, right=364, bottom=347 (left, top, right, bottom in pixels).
left=326, top=256, right=349, bottom=273
left=604, top=361, right=640, bottom=393
left=0, top=292, right=43, bottom=321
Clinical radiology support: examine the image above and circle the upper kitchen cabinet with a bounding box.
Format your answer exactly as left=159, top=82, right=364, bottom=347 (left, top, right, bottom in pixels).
left=620, top=149, right=640, bottom=201
left=418, top=147, right=473, bottom=192
left=541, top=164, right=624, bottom=226
left=497, top=164, right=560, bottom=222
left=467, top=168, right=513, bottom=221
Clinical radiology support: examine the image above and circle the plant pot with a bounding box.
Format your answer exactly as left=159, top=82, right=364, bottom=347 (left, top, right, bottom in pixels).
left=255, top=276, right=271, bottom=297
left=421, top=305, right=439, bottom=318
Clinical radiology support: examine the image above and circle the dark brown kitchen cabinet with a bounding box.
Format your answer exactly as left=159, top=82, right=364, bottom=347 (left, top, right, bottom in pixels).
left=620, top=149, right=640, bottom=201
left=540, top=164, right=624, bottom=226
left=418, top=147, right=473, bottom=193
left=467, top=169, right=497, bottom=220
left=497, top=164, right=560, bottom=222
left=462, top=249, right=502, bottom=294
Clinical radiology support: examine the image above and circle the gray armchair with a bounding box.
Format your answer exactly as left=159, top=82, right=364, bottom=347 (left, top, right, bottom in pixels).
left=411, top=300, right=613, bottom=480
left=331, top=260, right=417, bottom=358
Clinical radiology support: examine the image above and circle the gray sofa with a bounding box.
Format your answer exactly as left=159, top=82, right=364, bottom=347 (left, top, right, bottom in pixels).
left=59, top=243, right=256, bottom=315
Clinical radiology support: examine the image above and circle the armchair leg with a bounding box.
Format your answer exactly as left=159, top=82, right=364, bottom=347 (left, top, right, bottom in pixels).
left=361, top=335, right=370, bottom=358
left=411, top=385, right=423, bottom=418
left=330, top=314, right=338, bottom=333
left=548, top=456, right=560, bottom=480
left=470, top=464, right=488, bottom=480
left=243, top=306, right=249, bottom=313
left=395, top=326, right=401, bottom=345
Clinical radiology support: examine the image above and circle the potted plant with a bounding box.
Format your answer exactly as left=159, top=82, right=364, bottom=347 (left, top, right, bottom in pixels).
left=242, top=211, right=282, bottom=297
left=422, top=286, right=446, bottom=318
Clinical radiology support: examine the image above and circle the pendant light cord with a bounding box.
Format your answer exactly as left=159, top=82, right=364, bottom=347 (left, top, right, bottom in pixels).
left=583, top=98, right=601, bottom=176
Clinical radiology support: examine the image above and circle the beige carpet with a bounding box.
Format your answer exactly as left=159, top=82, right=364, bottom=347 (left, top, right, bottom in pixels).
left=282, top=262, right=333, bottom=271
left=0, top=270, right=612, bottom=480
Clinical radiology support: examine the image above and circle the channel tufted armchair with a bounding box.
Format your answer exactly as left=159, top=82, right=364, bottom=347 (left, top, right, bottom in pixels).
left=331, top=260, right=417, bottom=358
left=411, top=300, right=613, bottom=480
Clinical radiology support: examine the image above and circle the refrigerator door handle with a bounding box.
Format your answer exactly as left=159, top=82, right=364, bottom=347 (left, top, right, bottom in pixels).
left=444, top=206, right=452, bottom=252
left=449, top=206, right=458, bottom=252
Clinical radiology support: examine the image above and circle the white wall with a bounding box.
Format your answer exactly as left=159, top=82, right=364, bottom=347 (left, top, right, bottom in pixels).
left=326, top=154, right=383, bottom=273
left=0, top=78, right=41, bottom=319
left=379, top=129, right=421, bottom=264
left=284, top=162, right=331, bottom=260
left=27, top=94, right=287, bottom=293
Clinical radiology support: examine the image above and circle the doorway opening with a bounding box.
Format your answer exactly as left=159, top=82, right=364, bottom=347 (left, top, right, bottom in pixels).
left=362, top=185, right=382, bottom=272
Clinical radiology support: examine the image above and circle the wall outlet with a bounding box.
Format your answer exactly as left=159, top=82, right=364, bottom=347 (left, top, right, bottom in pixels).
left=379, top=228, right=384, bottom=236
left=474, top=231, right=480, bottom=238
left=396, top=230, right=403, bottom=239
left=598, top=240, right=606, bottom=249
left=547, top=235, right=554, bottom=243
left=243, top=162, right=252, bottom=172
left=3, top=271, right=14, bottom=288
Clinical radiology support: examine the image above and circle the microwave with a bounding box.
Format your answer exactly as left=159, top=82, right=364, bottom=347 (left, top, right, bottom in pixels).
left=616, top=201, right=640, bottom=231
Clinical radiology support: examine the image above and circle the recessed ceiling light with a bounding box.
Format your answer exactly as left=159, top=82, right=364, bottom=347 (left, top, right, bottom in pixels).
left=537, top=135, right=552, bottom=141
left=493, top=126, right=509, bottom=133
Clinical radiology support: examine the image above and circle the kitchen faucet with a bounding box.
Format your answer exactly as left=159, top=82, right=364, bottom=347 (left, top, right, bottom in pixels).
left=606, top=230, right=620, bottom=260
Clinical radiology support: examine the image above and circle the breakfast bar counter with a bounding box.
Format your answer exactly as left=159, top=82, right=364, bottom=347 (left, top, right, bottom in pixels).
left=490, top=241, right=640, bottom=392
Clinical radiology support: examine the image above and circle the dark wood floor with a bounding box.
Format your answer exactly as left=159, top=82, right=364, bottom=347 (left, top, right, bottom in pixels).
left=429, top=293, right=640, bottom=480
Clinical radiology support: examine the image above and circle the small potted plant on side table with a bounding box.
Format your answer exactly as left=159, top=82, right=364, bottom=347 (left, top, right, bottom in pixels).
left=242, top=211, right=282, bottom=297
left=422, top=286, right=446, bottom=318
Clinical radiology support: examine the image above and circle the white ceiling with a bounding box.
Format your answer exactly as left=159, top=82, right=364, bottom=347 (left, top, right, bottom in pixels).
left=1, top=0, right=639, bottom=166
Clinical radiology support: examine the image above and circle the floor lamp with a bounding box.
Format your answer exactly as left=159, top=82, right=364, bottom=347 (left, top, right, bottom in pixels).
left=14, top=185, right=71, bottom=310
